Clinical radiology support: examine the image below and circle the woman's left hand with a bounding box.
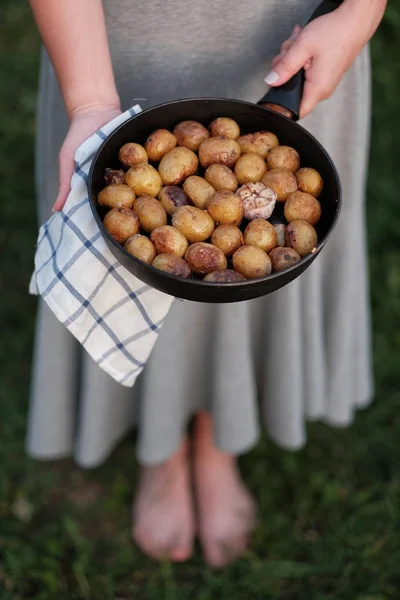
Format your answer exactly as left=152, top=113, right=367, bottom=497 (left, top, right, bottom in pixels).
left=265, top=0, right=386, bottom=118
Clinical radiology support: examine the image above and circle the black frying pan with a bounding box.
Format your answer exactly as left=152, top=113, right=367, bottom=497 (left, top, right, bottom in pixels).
left=89, top=0, right=342, bottom=304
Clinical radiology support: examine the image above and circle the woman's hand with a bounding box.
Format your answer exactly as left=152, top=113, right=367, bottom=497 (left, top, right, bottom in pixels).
left=53, top=105, right=122, bottom=212
left=265, top=0, right=386, bottom=118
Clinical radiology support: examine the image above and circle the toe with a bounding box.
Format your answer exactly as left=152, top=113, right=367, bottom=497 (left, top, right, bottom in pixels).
left=169, top=547, right=192, bottom=562
left=166, top=532, right=193, bottom=562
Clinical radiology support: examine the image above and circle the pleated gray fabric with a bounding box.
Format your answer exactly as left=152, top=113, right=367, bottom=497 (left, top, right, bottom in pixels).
left=27, top=0, right=373, bottom=468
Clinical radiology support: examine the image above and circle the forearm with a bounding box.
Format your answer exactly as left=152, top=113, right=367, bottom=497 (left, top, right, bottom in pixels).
left=29, top=0, right=120, bottom=119
left=338, top=0, right=387, bottom=40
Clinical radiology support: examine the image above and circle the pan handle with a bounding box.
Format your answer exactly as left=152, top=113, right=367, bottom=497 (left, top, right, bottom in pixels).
left=258, top=0, right=344, bottom=120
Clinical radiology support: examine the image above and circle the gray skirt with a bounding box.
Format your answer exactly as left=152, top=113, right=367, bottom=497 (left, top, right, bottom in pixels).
left=27, top=0, right=373, bottom=467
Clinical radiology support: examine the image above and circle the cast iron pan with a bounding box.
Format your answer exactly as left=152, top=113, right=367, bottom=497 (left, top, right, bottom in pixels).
left=89, top=0, right=342, bottom=303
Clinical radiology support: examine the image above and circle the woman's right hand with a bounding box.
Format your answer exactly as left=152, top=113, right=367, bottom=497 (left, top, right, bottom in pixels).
left=53, top=104, right=122, bottom=212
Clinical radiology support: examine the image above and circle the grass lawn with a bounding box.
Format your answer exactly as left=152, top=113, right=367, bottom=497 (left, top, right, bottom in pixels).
left=1, top=1, right=400, bottom=598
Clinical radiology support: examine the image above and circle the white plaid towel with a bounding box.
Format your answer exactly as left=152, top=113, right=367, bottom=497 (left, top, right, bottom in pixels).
left=29, top=105, right=174, bottom=387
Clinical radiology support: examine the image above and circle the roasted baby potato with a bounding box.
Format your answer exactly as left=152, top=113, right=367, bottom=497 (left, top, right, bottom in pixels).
left=269, top=246, right=301, bottom=272
left=284, top=191, right=321, bottom=225
left=152, top=254, right=191, bottom=278
left=103, top=207, right=140, bottom=243
left=124, top=234, right=156, bottom=265
left=204, top=164, right=238, bottom=192
left=158, top=185, right=190, bottom=215
left=158, top=147, right=198, bottom=185
left=185, top=242, right=227, bottom=275
left=183, top=176, right=216, bottom=209
left=204, top=269, right=246, bottom=282
left=104, top=168, right=126, bottom=185
left=207, top=190, right=243, bottom=226
left=237, top=131, right=279, bottom=159
left=261, top=167, right=298, bottom=202
left=267, top=145, right=300, bottom=173
left=296, top=167, right=324, bottom=197
left=98, top=184, right=135, bottom=209
left=209, top=117, right=240, bottom=140
left=284, top=220, right=318, bottom=257
left=150, top=225, right=188, bottom=257
left=145, top=129, right=177, bottom=162
left=244, top=219, right=277, bottom=253
left=118, top=143, right=148, bottom=168
left=234, top=153, right=267, bottom=184
left=172, top=205, right=215, bottom=243
left=198, top=136, right=241, bottom=169
left=232, top=245, right=272, bottom=279
left=173, top=120, right=209, bottom=151
left=211, top=224, right=244, bottom=257
left=133, top=195, right=167, bottom=233
left=126, top=163, right=163, bottom=197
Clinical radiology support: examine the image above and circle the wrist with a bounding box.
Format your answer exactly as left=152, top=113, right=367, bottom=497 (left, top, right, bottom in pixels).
left=64, top=83, right=121, bottom=121
left=69, top=100, right=121, bottom=120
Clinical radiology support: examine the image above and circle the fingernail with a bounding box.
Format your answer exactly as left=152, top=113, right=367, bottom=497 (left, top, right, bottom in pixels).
left=265, top=71, right=279, bottom=85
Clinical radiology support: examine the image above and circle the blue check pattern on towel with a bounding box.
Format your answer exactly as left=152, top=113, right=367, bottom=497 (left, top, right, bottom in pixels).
left=30, top=106, right=174, bottom=387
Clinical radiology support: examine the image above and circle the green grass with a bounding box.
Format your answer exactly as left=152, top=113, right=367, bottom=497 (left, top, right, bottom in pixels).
left=1, top=1, right=400, bottom=598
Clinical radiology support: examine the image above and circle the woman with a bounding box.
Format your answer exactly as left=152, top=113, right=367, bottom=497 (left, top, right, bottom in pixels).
left=27, top=0, right=385, bottom=567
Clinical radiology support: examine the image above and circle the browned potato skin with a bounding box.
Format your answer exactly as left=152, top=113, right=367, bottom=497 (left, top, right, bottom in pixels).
left=118, top=143, right=148, bottom=168
left=98, top=184, right=135, bottom=209
left=126, top=163, right=163, bottom=197
left=185, top=243, right=227, bottom=275
left=145, top=129, right=177, bottom=161
left=261, top=168, right=298, bottom=202
left=158, top=186, right=190, bottom=215
left=284, top=220, right=318, bottom=257
left=183, top=176, right=216, bottom=209
left=296, top=168, right=324, bottom=197
left=104, top=168, right=125, bottom=185
left=124, top=234, right=156, bottom=265
left=205, top=164, right=238, bottom=192
left=244, top=219, right=277, bottom=253
left=234, top=154, right=267, bottom=184
left=204, top=269, right=246, bottom=282
left=267, top=145, right=300, bottom=173
left=232, top=245, right=272, bottom=279
left=152, top=254, right=191, bottom=278
left=209, top=118, right=240, bottom=140
left=172, top=206, right=215, bottom=243
left=211, top=224, right=244, bottom=257
left=103, top=208, right=140, bottom=244
left=133, top=195, right=167, bottom=233
left=284, top=191, right=321, bottom=225
left=237, top=131, right=279, bottom=159
left=158, top=147, right=199, bottom=186
left=150, top=225, right=188, bottom=257
left=198, top=137, right=241, bottom=169
left=269, top=247, right=301, bottom=272
left=173, top=120, right=209, bottom=151
left=207, top=190, right=243, bottom=226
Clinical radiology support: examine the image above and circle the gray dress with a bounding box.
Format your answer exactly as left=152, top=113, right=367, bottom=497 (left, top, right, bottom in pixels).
left=27, top=0, right=373, bottom=467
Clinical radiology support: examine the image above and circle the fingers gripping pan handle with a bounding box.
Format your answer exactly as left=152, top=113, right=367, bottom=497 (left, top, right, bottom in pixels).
left=258, top=0, right=344, bottom=120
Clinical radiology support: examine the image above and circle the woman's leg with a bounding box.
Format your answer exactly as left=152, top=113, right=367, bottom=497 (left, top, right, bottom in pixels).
left=193, top=412, right=257, bottom=568
left=132, top=437, right=195, bottom=562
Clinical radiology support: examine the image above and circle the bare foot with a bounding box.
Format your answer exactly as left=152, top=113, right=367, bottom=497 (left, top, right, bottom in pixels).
left=193, top=413, right=257, bottom=568
left=133, top=440, right=195, bottom=562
